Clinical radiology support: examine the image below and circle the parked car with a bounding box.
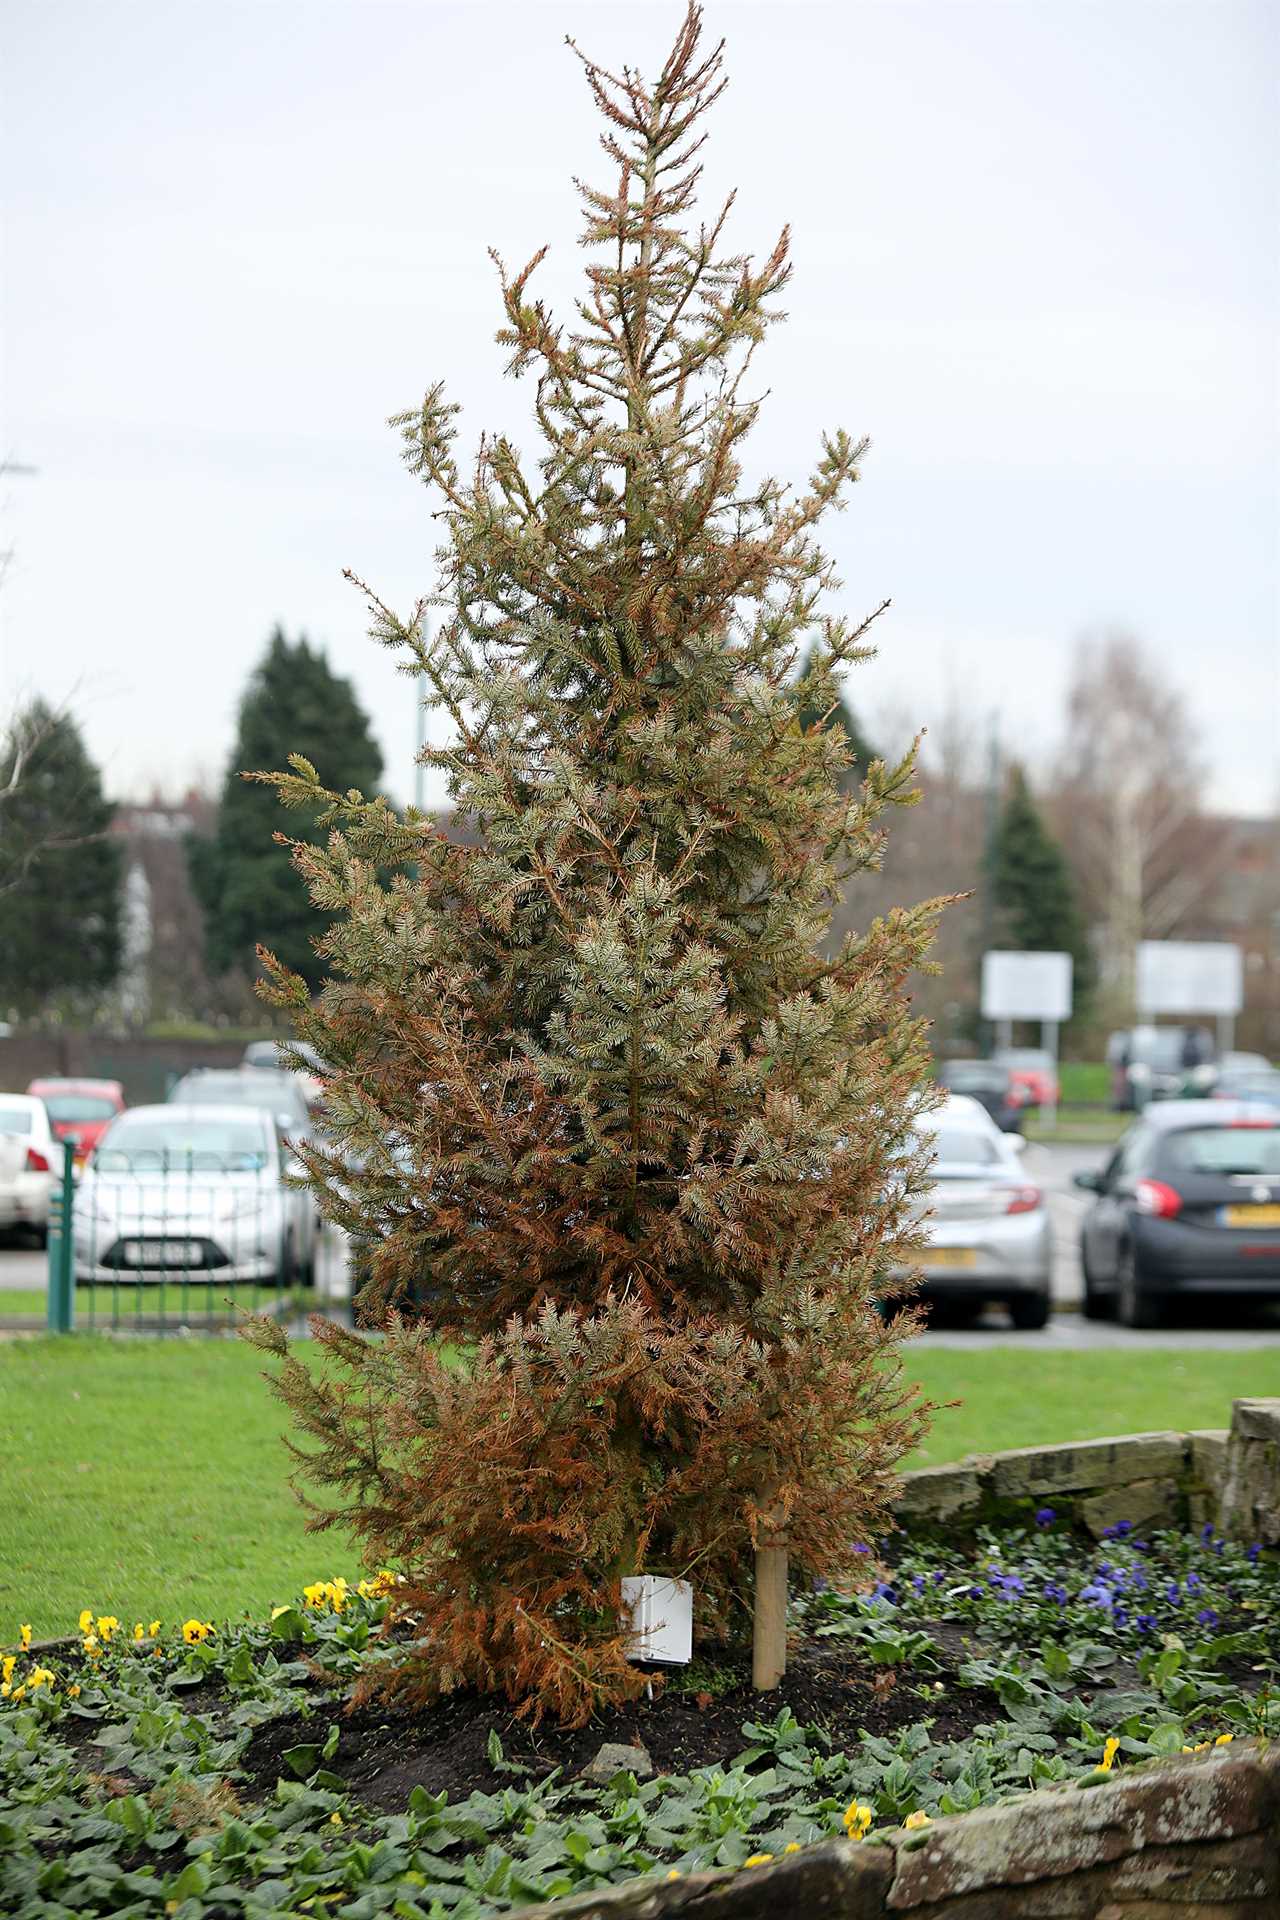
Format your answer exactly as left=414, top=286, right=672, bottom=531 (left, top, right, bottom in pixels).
left=0, top=1094, right=65, bottom=1243
left=991, top=1047, right=1059, bottom=1110
left=1075, top=1100, right=1280, bottom=1327
left=936, top=1059, right=1026, bottom=1132
left=242, top=1040, right=324, bottom=1104
left=167, top=1067, right=312, bottom=1138
left=74, top=1104, right=316, bottom=1286
left=1211, top=1070, right=1280, bottom=1109
left=26, top=1077, right=125, bottom=1163
left=895, top=1094, right=1051, bottom=1329
left=1219, top=1052, right=1272, bottom=1077
left=1108, top=1026, right=1215, bottom=1110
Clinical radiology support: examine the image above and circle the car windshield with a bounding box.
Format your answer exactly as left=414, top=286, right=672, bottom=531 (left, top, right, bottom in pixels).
left=170, top=1074, right=308, bottom=1124
left=1163, top=1126, right=1280, bottom=1177
left=96, top=1118, right=270, bottom=1172
left=0, top=1108, right=33, bottom=1136
left=927, top=1126, right=1002, bottom=1168
left=42, top=1095, right=118, bottom=1124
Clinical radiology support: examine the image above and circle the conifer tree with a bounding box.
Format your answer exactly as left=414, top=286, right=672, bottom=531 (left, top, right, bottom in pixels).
left=0, top=700, right=121, bottom=1016
left=245, top=5, right=949, bottom=1725
left=987, top=763, right=1089, bottom=992
left=792, top=641, right=878, bottom=785
left=189, top=629, right=383, bottom=992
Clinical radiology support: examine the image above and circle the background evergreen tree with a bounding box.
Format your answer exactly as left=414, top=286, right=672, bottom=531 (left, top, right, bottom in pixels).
left=0, top=700, right=121, bottom=1016
left=246, top=5, right=946, bottom=1725
left=189, top=629, right=384, bottom=993
left=987, top=762, right=1090, bottom=996
left=792, top=641, right=879, bottom=785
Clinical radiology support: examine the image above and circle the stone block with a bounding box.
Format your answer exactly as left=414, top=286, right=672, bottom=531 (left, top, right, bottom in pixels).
left=1229, top=1398, right=1280, bottom=1443
left=986, top=1433, right=1187, bottom=1501
left=895, top=1463, right=985, bottom=1525
left=581, top=1742, right=653, bottom=1783
left=1079, top=1478, right=1182, bottom=1540
left=511, top=1839, right=892, bottom=1918
left=1189, top=1429, right=1229, bottom=1487
left=885, top=1744, right=1276, bottom=1911
left=1220, top=1400, right=1280, bottom=1547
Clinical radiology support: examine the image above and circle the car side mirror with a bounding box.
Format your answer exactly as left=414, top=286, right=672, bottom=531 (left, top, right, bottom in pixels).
left=1073, top=1169, right=1102, bottom=1193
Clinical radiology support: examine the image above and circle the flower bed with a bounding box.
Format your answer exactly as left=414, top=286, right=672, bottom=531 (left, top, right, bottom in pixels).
left=1, top=1514, right=1277, bottom=1918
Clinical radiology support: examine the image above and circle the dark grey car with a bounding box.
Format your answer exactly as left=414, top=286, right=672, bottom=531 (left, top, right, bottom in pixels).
left=936, top=1060, right=1025, bottom=1133
left=1075, top=1101, right=1280, bottom=1327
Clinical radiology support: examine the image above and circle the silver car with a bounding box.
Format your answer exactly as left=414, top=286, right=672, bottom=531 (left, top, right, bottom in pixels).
left=74, top=1105, right=315, bottom=1286
left=901, top=1094, right=1052, bottom=1329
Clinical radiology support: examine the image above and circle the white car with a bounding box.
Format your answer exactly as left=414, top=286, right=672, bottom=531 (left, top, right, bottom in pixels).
left=74, top=1105, right=316, bottom=1287
left=900, top=1093, right=1052, bottom=1329
left=0, top=1094, right=65, bottom=1242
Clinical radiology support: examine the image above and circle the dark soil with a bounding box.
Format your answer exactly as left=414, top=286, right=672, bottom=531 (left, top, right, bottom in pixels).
left=240, top=1640, right=1001, bottom=1814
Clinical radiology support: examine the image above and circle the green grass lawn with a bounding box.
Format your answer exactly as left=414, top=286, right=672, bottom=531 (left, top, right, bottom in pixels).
left=0, top=1284, right=303, bottom=1326
left=2, top=1336, right=1277, bottom=1642
left=1058, top=1062, right=1111, bottom=1104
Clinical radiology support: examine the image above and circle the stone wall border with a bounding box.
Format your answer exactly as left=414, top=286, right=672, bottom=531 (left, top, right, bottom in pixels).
left=518, top=1739, right=1280, bottom=1919
left=895, top=1397, right=1280, bottom=1544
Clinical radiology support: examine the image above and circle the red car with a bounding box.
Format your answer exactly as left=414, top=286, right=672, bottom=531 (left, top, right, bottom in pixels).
left=27, top=1078, right=125, bottom=1162
left=992, top=1048, right=1060, bottom=1110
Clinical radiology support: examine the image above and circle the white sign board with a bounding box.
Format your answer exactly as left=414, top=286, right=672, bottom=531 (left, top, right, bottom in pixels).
left=1136, top=941, right=1243, bottom=1017
left=981, top=950, right=1073, bottom=1023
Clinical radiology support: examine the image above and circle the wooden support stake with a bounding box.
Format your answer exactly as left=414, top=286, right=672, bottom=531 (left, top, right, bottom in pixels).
left=752, top=1524, right=788, bottom=1691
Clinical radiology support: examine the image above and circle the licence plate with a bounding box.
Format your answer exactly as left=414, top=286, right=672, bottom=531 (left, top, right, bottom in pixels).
left=917, top=1248, right=978, bottom=1268
left=121, top=1239, right=202, bottom=1267
left=1221, top=1205, right=1280, bottom=1228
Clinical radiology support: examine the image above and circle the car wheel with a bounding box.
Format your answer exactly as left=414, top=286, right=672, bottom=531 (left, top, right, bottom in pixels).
left=1080, top=1243, right=1114, bottom=1320
left=1117, top=1247, right=1161, bottom=1329
left=1008, top=1292, right=1050, bottom=1331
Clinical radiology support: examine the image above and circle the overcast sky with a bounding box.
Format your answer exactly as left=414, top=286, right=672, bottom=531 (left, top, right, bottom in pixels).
left=3, top=0, right=1276, bottom=815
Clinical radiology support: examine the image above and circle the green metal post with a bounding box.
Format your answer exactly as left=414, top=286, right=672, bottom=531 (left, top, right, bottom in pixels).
left=46, top=1148, right=75, bottom=1333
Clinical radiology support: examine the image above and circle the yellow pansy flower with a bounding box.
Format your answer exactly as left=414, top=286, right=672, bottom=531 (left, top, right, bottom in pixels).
left=19, top=1626, right=30, bottom=1650
left=1, top=1656, right=14, bottom=1685
left=68, top=1683, right=80, bottom=1698
left=28, top=1668, right=55, bottom=1692
left=96, top=1617, right=119, bottom=1643
left=744, top=1852, right=774, bottom=1867
left=784, top=1841, right=802, bottom=1853
left=1215, top=1733, right=1234, bottom=1746
left=903, top=1811, right=930, bottom=1830
left=1100, top=1737, right=1120, bottom=1772
left=843, top=1802, right=873, bottom=1840
left=78, top=1610, right=93, bottom=1635
left=181, top=1619, right=213, bottom=1645
left=133, top=1624, right=145, bottom=1641
left=149, top=1620, right=161, bottom=1638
